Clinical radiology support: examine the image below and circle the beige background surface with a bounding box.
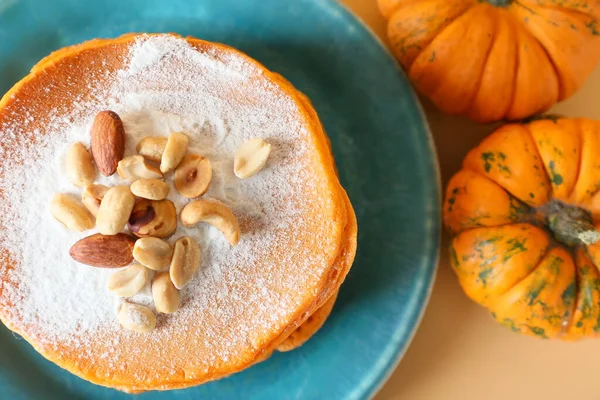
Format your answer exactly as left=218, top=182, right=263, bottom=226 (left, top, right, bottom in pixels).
left=339, top=1, right=600, bottom=399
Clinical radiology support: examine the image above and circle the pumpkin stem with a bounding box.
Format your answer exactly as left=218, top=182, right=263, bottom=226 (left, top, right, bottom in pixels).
left=485, top=0, right=511, bottom=6
left=547, top=201, right=600, bottom=246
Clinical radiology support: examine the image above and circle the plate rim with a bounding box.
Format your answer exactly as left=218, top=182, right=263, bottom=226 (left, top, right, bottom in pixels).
left=330, top=1, right=442, bottom=398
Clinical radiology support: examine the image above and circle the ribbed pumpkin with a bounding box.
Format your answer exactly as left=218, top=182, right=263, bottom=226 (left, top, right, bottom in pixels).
left=444, top=117, right=600, bottom=339
left=378, top=0, right=600, bottom=123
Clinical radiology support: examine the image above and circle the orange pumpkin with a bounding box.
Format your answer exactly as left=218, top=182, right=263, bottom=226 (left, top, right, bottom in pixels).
left=444, top=117, right=600, bottom=339
left=378, top=0, right=600, bottom=123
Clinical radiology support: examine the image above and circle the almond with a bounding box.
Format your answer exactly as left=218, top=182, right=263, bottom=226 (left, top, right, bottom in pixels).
left=69, top=233, right=136, bottom=268
left=91, top=111, right=125, bottom=176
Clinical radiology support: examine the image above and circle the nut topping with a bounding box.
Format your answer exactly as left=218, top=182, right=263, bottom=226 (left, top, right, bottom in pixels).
left=128, top=199, right=177, bottom=238
left=117, top=155, right=163, bottom=182
left=50, top=194, right=94, bottom=232
left=234, top=138, right=271, bottom=179
left=132, top=237, right=173, bottom=271
left=152, top=272, right=181, bottom=314
left=66, top=143, right=96, bottom=188
left=136, top=136, right=168, bottom=163
left=169, top=237, right=201, bottom=289
left=174, top=154, right=212, bottom=198
left=130, top=178, right=170, bottom=200
left=118, top=302, right=156, bottom=333
left=69, top=233, right=136, bottom=268
left=180, top=199, right=240, bottom=246
left=160, top=132, right=189, bottom=173
left=81, top=184, right=109, bottom=217
left=90, top=111, right=125, bottom=176
left=96, top=186, right=136, bottom=235
left=107, top=264, right=149, bottom=297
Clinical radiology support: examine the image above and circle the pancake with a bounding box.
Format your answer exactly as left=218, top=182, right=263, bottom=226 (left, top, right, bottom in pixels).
left=0, top=34, right=357, bottom=392
left=277, top=290, right=339, bottom=352
left=252, top=291, right=339, bottom=364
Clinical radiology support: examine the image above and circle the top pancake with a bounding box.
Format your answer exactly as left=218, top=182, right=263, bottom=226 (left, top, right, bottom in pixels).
left=0, top=34, right=357, bottom=391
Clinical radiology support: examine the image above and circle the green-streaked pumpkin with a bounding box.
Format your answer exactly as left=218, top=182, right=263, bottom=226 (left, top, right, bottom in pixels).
left=444, top=117, right=600, bottom=339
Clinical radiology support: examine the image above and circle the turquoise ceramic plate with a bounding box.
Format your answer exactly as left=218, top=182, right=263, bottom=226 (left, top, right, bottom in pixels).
left=0, top=0, right=440, bottom=398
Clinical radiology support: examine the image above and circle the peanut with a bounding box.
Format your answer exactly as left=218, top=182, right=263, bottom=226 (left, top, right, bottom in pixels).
left=81, top=184, right=109, bottom=217
left=133, top=237, right=173, bottom=271
left=234, top=138, right=271, bottom=179
left=118, top=302, right=156, bottom=333
left=136, top=136, right=168, bottom=163
left=50, top=194, right=94, bottom=232
left=96, top=186, right=135, bottom=235
left=107, top=264, right=149, bottom=297
left=128, top=199, right=177, bottom=238
left=66, top=142, right=96, bottom=188
left=152, top=272, right=180, bottom=314
left=130, top=179, right=170, bottom=200
left=169, top=237, right=201, bottom=289
left=174, top=154, right=212, bottom=198
left=160, top=132, right=189, bottom=173
left=117, top=155, right=162, bottom=182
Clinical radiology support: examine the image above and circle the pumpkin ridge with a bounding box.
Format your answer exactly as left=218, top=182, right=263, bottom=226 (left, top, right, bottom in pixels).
left=451, top=223, right=551, bottom=306
left=517, top=0, right=600, bottom=24
left=546, top=6, right=599, bottom=24
left=462, top=124, right=552, bottom=206
left=512, top=3, right=565, bottom=98
left=571, top=119, right=600, bottom=204
left=510, top=1, right=600, bottom=100
left=489, top=246, right=577, bottom=338
left=490, top=242, right=552, bottom=301
left=419, top=5, right=503, bottom=115
left=520, top=121, right=556, bottom=200
left=462, top=7, right=503, bottom=115
left=566, top=248, right=600, bottom=338
left=469, top=10, right=519, bottom=121
left=521, top=121, right=557, bottom=200
left=443, top=167, right=534, bottom=234
left=384, top=0, right=474, bottom=69
left=566, top=118, right=584, bottom=201
left=560, top=259, right=580, bottom=337
left=405, top=2, right=476, bottom=71
left=505, top=14, right=523, bottom=120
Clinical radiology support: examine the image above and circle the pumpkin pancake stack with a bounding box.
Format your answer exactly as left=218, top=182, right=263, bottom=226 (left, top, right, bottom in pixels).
left=0, top=34, right=357, bottom=392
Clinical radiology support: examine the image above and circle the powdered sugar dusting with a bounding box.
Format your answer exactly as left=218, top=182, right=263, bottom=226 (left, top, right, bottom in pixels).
left=0, top=35, right=341, bottom=383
